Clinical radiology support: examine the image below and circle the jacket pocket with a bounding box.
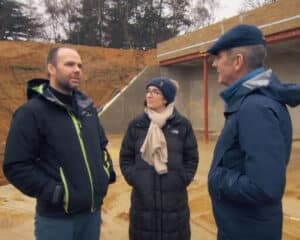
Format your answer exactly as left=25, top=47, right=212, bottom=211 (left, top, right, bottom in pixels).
left=59, top=167, right=70, bottom=213
left=222, top=148, right=245, bottom=172
left=59, top=167, right=91, bottom=214
left=92, top=153, right=109, bottom=198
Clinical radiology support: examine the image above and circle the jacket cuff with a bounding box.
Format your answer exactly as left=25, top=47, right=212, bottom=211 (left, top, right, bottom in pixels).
left=51, top=184, right=65, bottom=205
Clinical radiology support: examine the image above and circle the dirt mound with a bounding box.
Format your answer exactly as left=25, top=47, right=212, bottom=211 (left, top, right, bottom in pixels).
left=0, top=41, right=157, bottom=185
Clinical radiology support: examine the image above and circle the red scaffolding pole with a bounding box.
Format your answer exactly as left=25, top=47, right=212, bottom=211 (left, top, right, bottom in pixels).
left=203, top=55, right=209, bottom=141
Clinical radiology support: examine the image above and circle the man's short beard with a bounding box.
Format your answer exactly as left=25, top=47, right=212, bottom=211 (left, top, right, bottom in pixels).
left=58, top=81, right=78, bottom=94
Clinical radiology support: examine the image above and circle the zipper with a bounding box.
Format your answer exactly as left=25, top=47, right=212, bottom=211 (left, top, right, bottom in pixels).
left=67, top=109, right=96, bottom=212
left=103, top=150, right=110, bottom=178
left=59, top=167, right=69, bottom=213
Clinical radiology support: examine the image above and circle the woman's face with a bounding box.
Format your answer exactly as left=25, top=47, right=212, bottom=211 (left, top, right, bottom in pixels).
left=146, top=86, right=167, bottom=113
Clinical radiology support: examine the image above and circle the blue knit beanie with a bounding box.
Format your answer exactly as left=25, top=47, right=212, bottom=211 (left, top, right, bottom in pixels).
left=146, top=77, right=177, bottom=104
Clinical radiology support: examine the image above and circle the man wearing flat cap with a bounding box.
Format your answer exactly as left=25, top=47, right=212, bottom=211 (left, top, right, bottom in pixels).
left=207, top=24, right=297, bottom=240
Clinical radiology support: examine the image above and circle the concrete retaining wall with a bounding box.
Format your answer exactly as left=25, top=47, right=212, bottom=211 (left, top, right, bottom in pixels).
left=99, top=66, right=160, bottom=134
left=100, top=38, right=300, bottom=138
left=160, top=64, right=224, bottom=134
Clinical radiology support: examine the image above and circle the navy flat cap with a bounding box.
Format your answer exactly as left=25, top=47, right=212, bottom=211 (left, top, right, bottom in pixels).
left=208, top=24, right=266, bottom=55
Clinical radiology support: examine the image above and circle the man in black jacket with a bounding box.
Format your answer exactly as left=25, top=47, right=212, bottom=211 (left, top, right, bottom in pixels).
left=3, top=47, right=115, bottom=240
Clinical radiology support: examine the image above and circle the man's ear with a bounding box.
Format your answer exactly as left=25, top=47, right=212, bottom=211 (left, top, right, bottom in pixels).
left=234, top=53, right=244, bottom=71
left=47, top=63, right=55, bottom=76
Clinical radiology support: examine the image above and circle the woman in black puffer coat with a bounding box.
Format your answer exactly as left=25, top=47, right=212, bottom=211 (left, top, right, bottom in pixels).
left=120, top=77, right=199, bottom=240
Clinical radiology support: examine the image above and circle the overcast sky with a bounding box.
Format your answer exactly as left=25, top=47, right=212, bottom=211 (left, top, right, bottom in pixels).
left=215, top=0, right=243, bottom=21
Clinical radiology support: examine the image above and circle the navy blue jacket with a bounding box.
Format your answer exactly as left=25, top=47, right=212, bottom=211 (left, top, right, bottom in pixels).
left=208, top=69, right=297, bottom=240
left=3, top=79, right=113, bottom=217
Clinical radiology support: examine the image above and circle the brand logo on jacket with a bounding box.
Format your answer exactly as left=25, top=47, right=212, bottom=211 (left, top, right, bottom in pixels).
left=84, top=111, right=92, bottom=117
left=171, top=129, right=179, bottom=134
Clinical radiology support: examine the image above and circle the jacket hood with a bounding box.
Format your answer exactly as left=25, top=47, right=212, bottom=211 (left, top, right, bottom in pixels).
left=27, top=78, right=49, bottom=100
left=244, top=70, right=300, bottom=107
left=224, top=69, right=300, bottom=113
left=262, top=78, right=300, bottom=107
left=26, top=78, right=94, bottom=112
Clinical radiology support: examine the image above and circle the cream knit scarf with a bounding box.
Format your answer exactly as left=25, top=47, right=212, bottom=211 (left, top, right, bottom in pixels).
left=140, top=103, right=175, bottom=174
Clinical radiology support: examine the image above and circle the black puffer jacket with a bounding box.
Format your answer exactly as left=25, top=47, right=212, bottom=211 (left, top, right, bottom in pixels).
left=120, top=110, right=199, bottom=240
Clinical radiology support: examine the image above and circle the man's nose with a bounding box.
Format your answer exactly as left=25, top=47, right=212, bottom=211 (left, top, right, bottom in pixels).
left=74, top=65, right=81, bottom=72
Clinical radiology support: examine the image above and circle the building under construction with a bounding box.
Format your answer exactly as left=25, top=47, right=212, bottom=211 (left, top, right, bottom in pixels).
left=100, top=0, right=300, bottom=140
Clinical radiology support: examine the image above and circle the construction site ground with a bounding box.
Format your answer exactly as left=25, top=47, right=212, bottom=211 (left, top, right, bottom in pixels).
left=0, top=135, right=299, bottom=240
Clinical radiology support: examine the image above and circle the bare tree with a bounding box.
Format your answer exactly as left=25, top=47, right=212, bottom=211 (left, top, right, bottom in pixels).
left=186, top=0, right=219, bottom=32
left=59, top=0, right=81, bottom=42
left=0, top=0, right=44, bottom=40
left=43, top=0, right=62, bottom=41
left=239, top=0, right=277, bottom=13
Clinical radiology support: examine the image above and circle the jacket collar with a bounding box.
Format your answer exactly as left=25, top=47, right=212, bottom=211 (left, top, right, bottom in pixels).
left=222, top=69, right=272, bottom=114
left=220, top=67, right=265, bottom=103
left=27, top=78, right=93, bottom=114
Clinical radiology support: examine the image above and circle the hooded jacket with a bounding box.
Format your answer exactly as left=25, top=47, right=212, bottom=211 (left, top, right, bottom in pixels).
left=208, top=69, right=300, bottom=240
left=120, top=109, right=199, bottom=240
left=3, top=79, right=114, bottom=217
